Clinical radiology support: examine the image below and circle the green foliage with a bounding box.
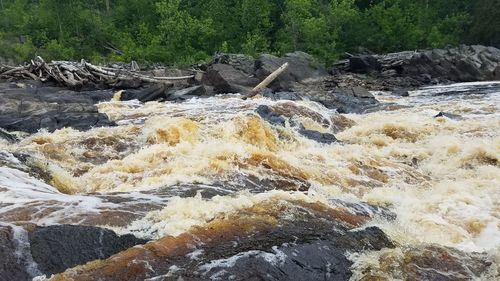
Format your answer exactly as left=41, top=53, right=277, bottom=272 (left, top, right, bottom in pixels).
left=0, top=0, right=493, bottom=66
left=468, top=0, right=500, bottom=47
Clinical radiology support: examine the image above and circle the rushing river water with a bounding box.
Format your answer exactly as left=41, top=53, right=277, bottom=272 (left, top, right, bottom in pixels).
left=0, top=82, right=499, bottom=280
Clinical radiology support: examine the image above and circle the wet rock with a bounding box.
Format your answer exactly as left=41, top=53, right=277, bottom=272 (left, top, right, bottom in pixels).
left=202, top=64, right=260, bottom=94
left=255, top=105, right=286, bottom=126
left=331, top=114, right=357, bottom=133
left=119, top=83, right=171, bottom=102
left=0, top=84, right=115, bottom=133
left=29, top=225, right=148, bottom=276
left=51, top=199, right=394, bottom=281
left=261, top=90, right=302, bottom=101
left=341, top=45, right=500, bottom=88
left=393, top=89, right=410, bottom=96
left=299, top=127, right=338, bottom=144
left=354, top=245, right=494, bottom=281
left=0, top=128, right=17, bottom=143
left=199, top=227, right=390, bottom=281
left=0, top=225, right=36, bottom=281
left=167, top=85, right=207, bottom=101
left=320, top=87, right=380, bottom=113
left=255, top=51, right=328, bottom=91
left=434, top=111, right=463, bottom=120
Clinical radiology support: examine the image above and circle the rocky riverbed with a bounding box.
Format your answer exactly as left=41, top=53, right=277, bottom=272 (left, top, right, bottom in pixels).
left=0, top=46, right=499, bottom=280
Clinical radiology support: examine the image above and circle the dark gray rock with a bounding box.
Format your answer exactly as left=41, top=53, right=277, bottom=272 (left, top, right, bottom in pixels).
left=255, top=105, right=286, bottom=126
left=0, top=84, right=115, bottom=133
left=29, top=225, right=148, bottom=276
left=344, top=45, right=500, bottom=87
left=53, top=199, right=395, bottom=280
left=319, top=87, right=380, bottom=114
left=434, top=111, right=463, bottom=120
left=349, top=55, right=381, bottom=73
left=212, top=53, right=256, bottom=75
left=199, top=227, right=391, bottom=281
left=255, top=51, right=328, bottom=91
left=120, top=83, right=171, bottom=102
left=0, top=128, right=17, bottom=143
left=202, top=64, right=260, bottom=94
left=393, top=89, right=410, bottom=96
left=298, top=128, right=338, bottom=144
left=262, top=90, right=302, bottom=101
left=167, top=85, right=207, bottom=101
left=0, top=225, right=36, bottom=281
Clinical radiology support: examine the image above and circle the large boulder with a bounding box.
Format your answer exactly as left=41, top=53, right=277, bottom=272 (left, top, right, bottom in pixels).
left=119, top=83, right=170, bottom=102
left=202, top=63, right=260, bottom=94
left=0, top=83, right=115, bottom=133
left=212, top=53, right=256, bottom=75
left=29, top=225, right=148, bottom=276
left=255, top=51, right=328, bottom=90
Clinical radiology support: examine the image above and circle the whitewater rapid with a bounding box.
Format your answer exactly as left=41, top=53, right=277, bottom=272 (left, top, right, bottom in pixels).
left=0, top=82, right=499, bottom=280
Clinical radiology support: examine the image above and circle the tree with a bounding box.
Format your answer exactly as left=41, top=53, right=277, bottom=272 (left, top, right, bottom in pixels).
left=468, top=0, right=500, bottom=48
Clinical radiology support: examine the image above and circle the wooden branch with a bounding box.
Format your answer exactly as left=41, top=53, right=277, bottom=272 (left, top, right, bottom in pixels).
left=150, top=75, right=195, bottom=80
left=247, top=62, right=289, bottom=98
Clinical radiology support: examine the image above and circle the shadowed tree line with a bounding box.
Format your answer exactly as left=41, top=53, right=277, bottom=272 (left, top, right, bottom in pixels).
left=0, top=0, right=497, bottom=66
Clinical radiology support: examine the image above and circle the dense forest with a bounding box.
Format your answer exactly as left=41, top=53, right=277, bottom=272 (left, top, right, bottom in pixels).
left=0, top=0, right=498, bottom=66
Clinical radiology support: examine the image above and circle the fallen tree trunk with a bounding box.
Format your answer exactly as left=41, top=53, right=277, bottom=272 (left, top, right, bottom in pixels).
left=0, top=57, right=195, bottom=88
left=247, top=62, right=289, bottom=98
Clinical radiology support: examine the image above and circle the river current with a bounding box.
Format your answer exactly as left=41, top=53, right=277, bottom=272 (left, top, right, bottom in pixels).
left=0, top=82, right=499, bottom=280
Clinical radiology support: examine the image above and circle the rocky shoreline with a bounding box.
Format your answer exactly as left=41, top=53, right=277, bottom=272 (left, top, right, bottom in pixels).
left=2, top=45, right=500, bottom=136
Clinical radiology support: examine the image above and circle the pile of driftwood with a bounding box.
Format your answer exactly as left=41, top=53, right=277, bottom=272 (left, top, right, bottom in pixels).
left=0, top=56, right=195, bottom=88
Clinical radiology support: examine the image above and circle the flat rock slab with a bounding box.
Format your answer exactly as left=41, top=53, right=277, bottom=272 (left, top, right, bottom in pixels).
left=29, top=225, right=148, bottom=276
left=0, top=82, right=115, bottom=134
left=51, top=199, right=395, bottom=280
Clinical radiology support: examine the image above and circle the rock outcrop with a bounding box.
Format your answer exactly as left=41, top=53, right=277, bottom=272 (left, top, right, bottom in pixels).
left=338, top=45, right=500, bottom=89
left=202, top=51, right=328, bottom=94
left=51, top=199, right=395, bottom=281
left=29, top=225, right=148, bottom=276
left=0, top=82, right=115, bottom=133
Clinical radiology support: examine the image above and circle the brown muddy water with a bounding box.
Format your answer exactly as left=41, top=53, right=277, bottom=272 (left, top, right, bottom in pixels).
left=0, top=82, right=499, bottom=280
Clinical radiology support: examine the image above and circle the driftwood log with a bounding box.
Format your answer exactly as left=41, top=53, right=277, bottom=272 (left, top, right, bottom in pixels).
left=247, top=62, right=289, bottom=98
left=0, top=56, right=195, bottom=88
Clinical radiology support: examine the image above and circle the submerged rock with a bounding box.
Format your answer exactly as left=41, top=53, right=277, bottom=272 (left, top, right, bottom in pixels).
left=0, top=128, right=17, bottom=143
left=255, top=105, right=286, bottom=126
left=298, top=127, right=338, bottom=144
left=352, top=245, right=494, bottom=281
left=51, top=199, right=394, bottom=281
left=434, top=111, right=463, bottom=120
left=29, top=225, right=148, bottom=276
